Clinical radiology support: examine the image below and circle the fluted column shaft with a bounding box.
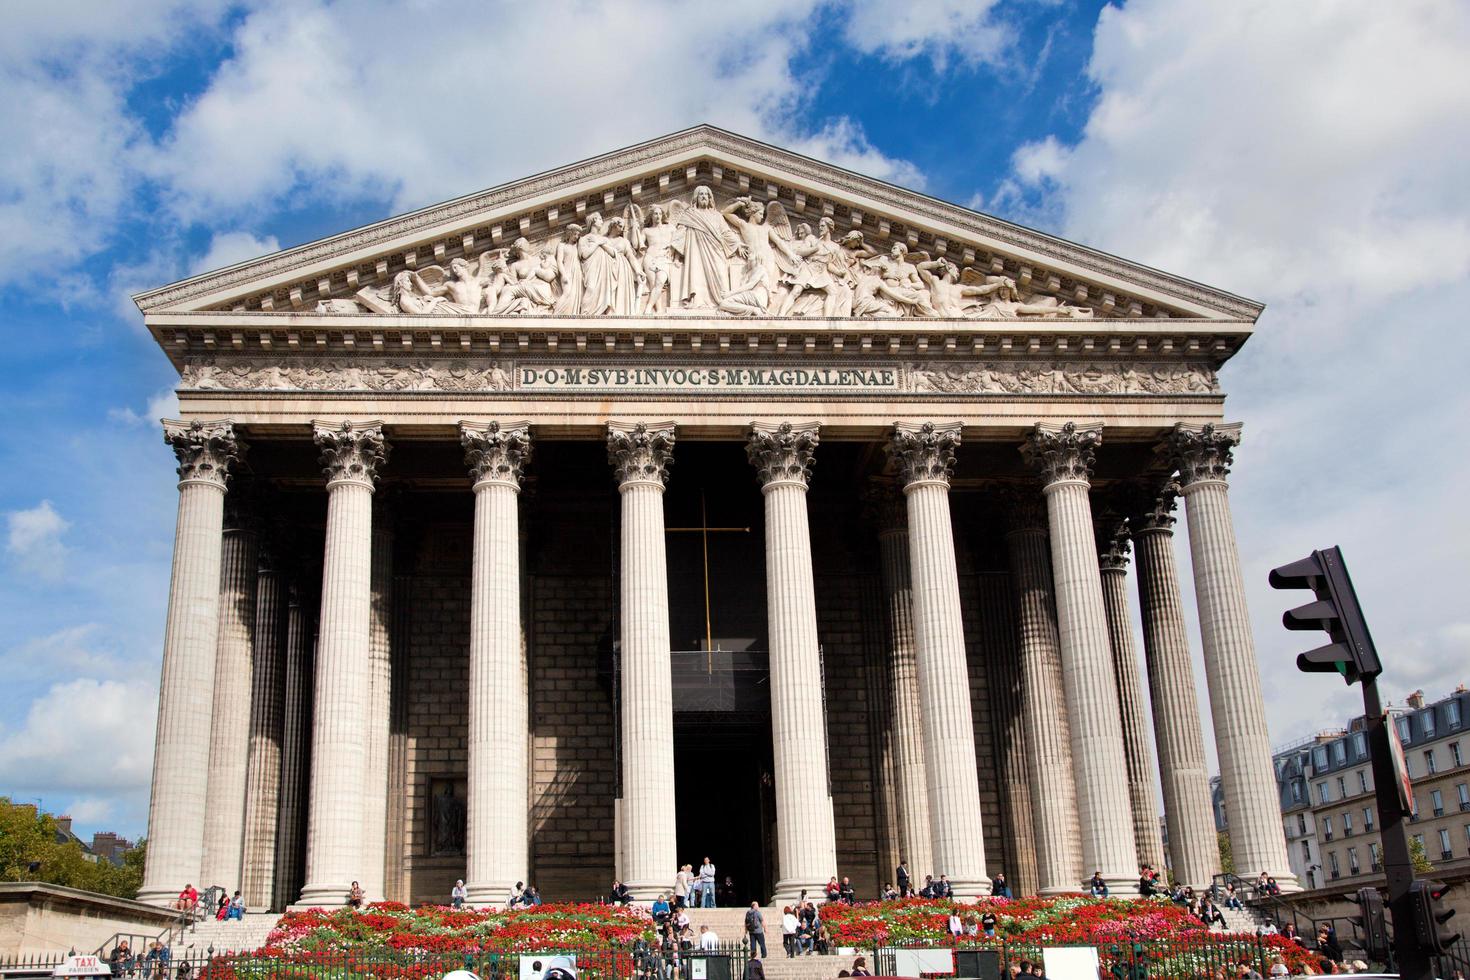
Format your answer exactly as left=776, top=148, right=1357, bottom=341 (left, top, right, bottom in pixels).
left=873, top=503, right=933, bottom=883
left=1170, top=423, right=1296, bottom=888
left=241, top=564, right=286, bottom=908
left=273, top=589, right=313, bottom=910
left=463, top=422, right=530, bottom=904
left=1026, top=423, right=1138, bottom=893
left=1004, top=515, right=1082, bottom=894
left=750, top=422, right=837, bottom=903
left=201, top=525, right=258, bottom=891
left=889, top=423, right=987, bottom=897
left=299, top=421, right=387, bottom=907
left=359, top=513, right=393, bottom=902
left=139, top=421, right=241, bottom=906
left=608, top=422, right=677, bottom=900
left=1098, top=551, right=1167, bottom=875
left=1132, top=517, right=1217, bottom=888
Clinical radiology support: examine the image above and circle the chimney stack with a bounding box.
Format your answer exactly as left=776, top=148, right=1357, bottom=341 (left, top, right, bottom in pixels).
left=1407, top=690, right=1426, bottom=710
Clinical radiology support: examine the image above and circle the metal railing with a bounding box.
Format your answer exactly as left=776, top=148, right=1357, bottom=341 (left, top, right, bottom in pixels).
left=874, top=937, right=1294, bottom=980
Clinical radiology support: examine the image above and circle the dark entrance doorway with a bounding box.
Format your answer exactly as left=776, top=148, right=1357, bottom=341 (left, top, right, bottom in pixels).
left=674, top=719, right=774, bottom=905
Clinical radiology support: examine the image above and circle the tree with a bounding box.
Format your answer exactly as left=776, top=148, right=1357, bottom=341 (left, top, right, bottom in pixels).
left=1408, top=835, right=1433, bottom=875
left=1218, top=831, right=1235, bottom=875
left=0, top=797, right=144, bottom=899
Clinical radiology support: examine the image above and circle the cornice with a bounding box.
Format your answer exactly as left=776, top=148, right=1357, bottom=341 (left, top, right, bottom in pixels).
left=132, top=125, right=1263, bottom=322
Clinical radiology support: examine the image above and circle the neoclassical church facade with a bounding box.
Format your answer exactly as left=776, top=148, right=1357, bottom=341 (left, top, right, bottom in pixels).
left=132, top=127, right=1293, bottom=909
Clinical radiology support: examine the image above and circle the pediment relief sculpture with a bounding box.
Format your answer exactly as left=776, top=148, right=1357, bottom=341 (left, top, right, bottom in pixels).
left=320, top=185, right=1097, bottom=322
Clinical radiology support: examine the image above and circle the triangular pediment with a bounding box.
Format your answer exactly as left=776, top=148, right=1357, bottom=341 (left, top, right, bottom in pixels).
left=134, top=125, right=1260, bottom=323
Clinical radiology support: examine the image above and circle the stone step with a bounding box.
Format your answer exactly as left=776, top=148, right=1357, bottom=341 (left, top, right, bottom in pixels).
left=176, top=912, right=281, bottom=955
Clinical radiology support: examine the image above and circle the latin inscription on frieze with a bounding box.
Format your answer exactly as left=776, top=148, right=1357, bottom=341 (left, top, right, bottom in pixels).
left=519, top=365, right=898, bottom=392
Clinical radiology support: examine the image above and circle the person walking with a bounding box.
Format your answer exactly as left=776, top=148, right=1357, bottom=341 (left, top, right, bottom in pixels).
left=781, top=906, right=799, bottom=957
left=744, top=901, right=768, bottom=959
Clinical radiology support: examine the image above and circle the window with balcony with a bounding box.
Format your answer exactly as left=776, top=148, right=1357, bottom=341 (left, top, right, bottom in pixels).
left=1370, top=842, right=1382, bottom=871
left=1343, top=811, right=1354, bottom=836
left=1333, top=741, right=1347, bottom=766
left=1348, top=846, right=1360, bottom=874
left=1328, top=851, right=1340, bottom=879
left=1449, top=700, right=1463, bottom=730
left=1425, top=749, right=1437, bottom=775
left=1353, top=732, right=1367, bottom=757
left=1318, top=781, right=1331, bottom=804
left=1323, top=816, right=1334, bottom=841
left=1364, top=806, right=1375, bottom=831
left=1338, top=776, right=1347, bottom=798
left=1458, top=783, right=1469, bottom=811
left=1425, top=713, right=1437, bottom=738
left=1432, top=789, right=1444, bottom=817
left=1298, top=813, right=1308, bottom=836
left=1440, top=828, right=1453, bottom=861
left=1301, top=840, right=1312, bottom=863
left=1358, top=770, right=1369, bottom=793
left=1399, top=717, right=1413, bottom=743
left=1314, top=746, right=1329, bottom=771
left=1452, top=741, right=1463, bottom=768
left=1292, top=782, right=1302, bottom=803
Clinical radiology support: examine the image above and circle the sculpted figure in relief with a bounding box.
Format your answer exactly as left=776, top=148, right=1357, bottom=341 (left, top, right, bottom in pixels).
left=492, top=237, right=558, bottom=314
left=722, top=197, right=797, bottom=313
left=916, top=259, right=1015, bottom=318
left=552, top=224, right=583, bottom=315
left=779, top=217, right=854, bottom=317
left=626, top=204, right=677, bottom=315
left=671, top=185, right=746, bottom=310
left=718, top=253, right=772, bottom=317
left=578, top=213, right=644, bottom=316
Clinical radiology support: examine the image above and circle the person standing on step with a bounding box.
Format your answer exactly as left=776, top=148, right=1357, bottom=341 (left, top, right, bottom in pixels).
left=675, top=864, right=692, bottom=908
left=744, top=901, right=768, bottom=959
left=896, top=860, right=911, bottom=898
left=699, top=857, right=716, bottom=908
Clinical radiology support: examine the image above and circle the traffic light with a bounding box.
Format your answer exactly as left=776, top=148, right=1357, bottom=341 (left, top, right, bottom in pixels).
left=1348, top=886, right=1390, bottom=961
left=1408, top=879, right=1459, bottom=954
left=1268, top=546, right=1381, bottom=684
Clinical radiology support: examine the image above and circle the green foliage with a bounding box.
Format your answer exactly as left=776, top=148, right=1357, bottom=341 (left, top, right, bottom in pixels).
left=1408, top=835, right=1433, bottom=875
left=0, top=797, right=144, bottom=899
left=1217, top=831, right=1234, bottom=875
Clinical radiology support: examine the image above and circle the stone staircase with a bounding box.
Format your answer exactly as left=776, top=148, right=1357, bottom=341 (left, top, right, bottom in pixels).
left=175, top=912, right=281, bottom=956
left=683, top=908, right=866, bottom=980
left=1214, top=905, right=1273, bottom=935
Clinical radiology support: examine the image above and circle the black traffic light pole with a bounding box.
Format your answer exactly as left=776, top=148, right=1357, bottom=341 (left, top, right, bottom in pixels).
left=1270, top=546, right=1436, bottom=979
left=1359, top=674, right=1431, bottom=980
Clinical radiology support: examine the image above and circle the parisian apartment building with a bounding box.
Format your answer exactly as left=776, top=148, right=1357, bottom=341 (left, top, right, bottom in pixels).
left=1213, top=685, right=1470, bottom=891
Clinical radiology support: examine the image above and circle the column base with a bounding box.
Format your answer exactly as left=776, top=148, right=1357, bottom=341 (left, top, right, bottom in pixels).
left=465, top=881, right=516, bottom=906
left=944, top=877, right=993, bottom=901
left=771, top=878, right=829, bottom=905
left=624, top=879, right=672, bottom=902
left=1099, top=876, right=1141, bottom=899
left=1038, top=885, right=1085, bottom=896
left=294, top=882, right=351, bottom=908
left=1266, top=872, right=1301, bottom=894
left=135, top=887, right=184, bottom=908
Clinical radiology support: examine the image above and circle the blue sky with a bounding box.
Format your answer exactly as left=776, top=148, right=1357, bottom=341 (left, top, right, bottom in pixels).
left=2, top=0, right=1467, bottom=842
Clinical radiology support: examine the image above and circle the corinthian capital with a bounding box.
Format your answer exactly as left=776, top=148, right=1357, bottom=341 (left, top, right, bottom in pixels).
left=164, top=419, right=243, bottom=490
left=608, top=421, right=676, bottom=488
left=460, top=421, right=532, bottom=490
left=888, top=422, right=961, bottom=489
left=1095, top=516, right=1131, bottom=572
left=1166, top=422, right=1242, bottom=487
left=861, top=480, right=906, bottom=533
left=747, top=421, right=820, bottom=490
left=1127, top=478, right=1180, bottom=534
left=313, top=420, right=389, bottom=489
left=1022, top=421, right=1102, bottom=487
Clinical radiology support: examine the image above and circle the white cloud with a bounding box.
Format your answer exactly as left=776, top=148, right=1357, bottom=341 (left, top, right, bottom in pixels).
left=1010, top=0, right=1470, bottom=755
left=108, top=388, right=181, bottom=428
left=0, top=625, right=130, bottom=683
left=150, top=0, right=922, bottom=222
left=842, top=0, right=1014, bottom=69
left=190, top=230, right=282, bottom=276
left=6, top=501, right=70, bottom=581
left=0, top=678, right=157, bottom=796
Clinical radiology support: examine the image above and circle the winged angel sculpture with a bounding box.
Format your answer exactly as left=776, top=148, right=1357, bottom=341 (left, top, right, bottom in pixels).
left=330, top=186, right=1095, bottom=319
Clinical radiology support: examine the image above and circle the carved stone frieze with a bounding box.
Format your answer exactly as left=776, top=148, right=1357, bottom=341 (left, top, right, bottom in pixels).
left=888, top=422, right=961, bottom=488
left=181, top=358, right=513, bottom=393
left=460, top=421, right=531, bottom=489
left=163, top=419, right=242, bottom=489
left=313, top=421, right=389, bottom=489
left=1166, top=421, right=1242, bottom=487
left=607, top=421, right=676, bottom=488
left=1022, top=421, right=1102, bottom=487
left=908, top=361, right=1218, bottom=395
left=747, top=421, right=820, bottom=489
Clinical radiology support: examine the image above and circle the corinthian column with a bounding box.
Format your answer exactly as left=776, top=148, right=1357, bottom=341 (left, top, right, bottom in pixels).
left=201, top=496, right=258, bottom=892
left=360, top=495, right=394, bottom=902
left=1167, top=423, right=1297, bottom=889
left=298, top=421, right=388, bottom=907
left=1002, top=491, right=1081, bottom=895
left=748, top=422, right=837, bottom=902
left=887, top=423, right=988, bottom=897
left=139, top=421, right=242, bottom=906
left=1023, top=422, right=1138, bottom=894
left=864, top=483, right=933, bottom=886
left=1129, top=482, right=1218, bottom=889
left=462, top=421, right=532, bottom=904
left=241, top=544, right=287, bottom=908
left=272, top=582, right=313, bottom=911
left=608, top=422, right=678, bottom=900
left=1096, top=519, right=1167, bottom=876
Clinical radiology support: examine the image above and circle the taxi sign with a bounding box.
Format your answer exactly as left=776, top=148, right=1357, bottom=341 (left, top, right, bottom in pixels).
left=53, top=955, right=110, bottom=977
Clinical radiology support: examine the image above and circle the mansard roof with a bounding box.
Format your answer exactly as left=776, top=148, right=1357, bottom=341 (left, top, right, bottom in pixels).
left=133, top=124, right=1262, bottom=323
